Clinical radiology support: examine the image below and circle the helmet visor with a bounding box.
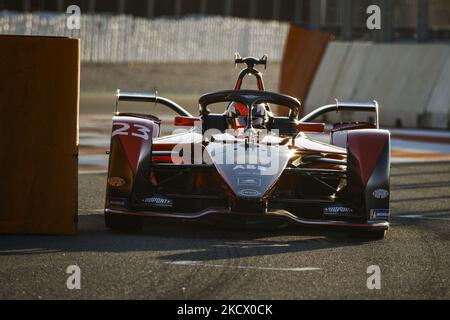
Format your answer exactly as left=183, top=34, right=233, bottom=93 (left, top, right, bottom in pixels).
left=229, top=115, right=248, bottom=128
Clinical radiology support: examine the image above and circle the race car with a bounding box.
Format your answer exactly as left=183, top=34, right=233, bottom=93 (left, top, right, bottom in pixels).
left=104, top=54, right=390, bottom=239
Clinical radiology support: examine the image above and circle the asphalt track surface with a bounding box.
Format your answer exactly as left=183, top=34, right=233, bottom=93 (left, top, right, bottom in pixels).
left=0, top=162, right=449, bottom=299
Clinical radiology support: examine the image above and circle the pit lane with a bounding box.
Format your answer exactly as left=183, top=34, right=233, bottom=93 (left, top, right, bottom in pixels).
left=0, top=161, right=449, bottom=299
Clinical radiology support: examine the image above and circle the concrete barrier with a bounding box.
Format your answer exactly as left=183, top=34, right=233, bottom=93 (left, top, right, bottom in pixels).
left=305, top=42, right=450, bottom=129
left=424, top=55, right=450, bottom=129
left=303, top=42, right=351, bottom=108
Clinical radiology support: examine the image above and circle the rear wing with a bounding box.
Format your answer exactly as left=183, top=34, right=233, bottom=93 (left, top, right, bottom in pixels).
left=300, top=99, right=379, bottom=129
left=115, top=89, right=193, bottom=117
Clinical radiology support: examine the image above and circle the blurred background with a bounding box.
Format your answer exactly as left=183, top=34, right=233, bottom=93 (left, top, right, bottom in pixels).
left=1, top=0, right=449, bottom=170
left=1, top=0, right=449, bottom=41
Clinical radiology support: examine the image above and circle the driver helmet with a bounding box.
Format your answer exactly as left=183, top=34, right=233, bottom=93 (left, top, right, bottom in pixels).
left=227, top=102, right=268, bottom=129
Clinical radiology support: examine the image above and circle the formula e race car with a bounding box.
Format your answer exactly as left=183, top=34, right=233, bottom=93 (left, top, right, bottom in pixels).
left=104, top=54, right=390, bottom=239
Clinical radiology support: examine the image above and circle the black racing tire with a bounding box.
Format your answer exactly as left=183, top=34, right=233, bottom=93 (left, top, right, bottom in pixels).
left=105, top=213, right=143, bottom=231
left=348, top=229, right=386, bottom=240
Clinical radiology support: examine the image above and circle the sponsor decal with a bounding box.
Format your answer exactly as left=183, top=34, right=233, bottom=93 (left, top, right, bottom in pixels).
left=370, top=209, right=390, bottom=220
left=108, top=199, right=126, bottom=207
left=108, top=176, right=126, bottom=187
left=141, top=195, right=173, bottom=208
left=233, top=164, right=269, bottom=171
left=238, top=189, right=261, bottom=197
left=237, top=177, right=261, bottom=187
left=323, top=204, right=354, bottom=215
left=372, top=189, right=389, bottom=199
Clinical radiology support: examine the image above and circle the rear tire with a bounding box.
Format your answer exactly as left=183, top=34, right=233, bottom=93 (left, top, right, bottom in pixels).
left=105, top=213, right=143, bottom=231
left=348, top=229, right=386, bottom=240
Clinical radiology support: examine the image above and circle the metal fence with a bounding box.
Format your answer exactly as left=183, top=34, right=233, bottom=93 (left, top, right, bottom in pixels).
left=0, top=12, right=289, bottom=62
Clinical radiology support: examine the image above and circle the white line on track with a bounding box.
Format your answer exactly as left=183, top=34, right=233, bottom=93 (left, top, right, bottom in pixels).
left=396, top=214, right=450, bottom=221
left=166, top=260, right=322, bottom=272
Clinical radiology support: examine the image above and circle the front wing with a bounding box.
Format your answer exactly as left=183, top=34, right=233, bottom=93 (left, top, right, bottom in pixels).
left=105, top=207, right=389, bottom=231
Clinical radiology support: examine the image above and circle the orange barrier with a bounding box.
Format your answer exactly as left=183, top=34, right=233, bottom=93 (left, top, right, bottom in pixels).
left=0, top=35, right=79, bottom=234
left=279, top=25, right=332, bottom=117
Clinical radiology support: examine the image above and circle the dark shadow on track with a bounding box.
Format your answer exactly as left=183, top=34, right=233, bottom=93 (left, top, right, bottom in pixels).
left=391, top=195, right=450, bottom=202
left=0, top=214, right=367, bottom=261
left=392, top=181, right=450, bottom=190
left=391, top=170, right=450, bottom=178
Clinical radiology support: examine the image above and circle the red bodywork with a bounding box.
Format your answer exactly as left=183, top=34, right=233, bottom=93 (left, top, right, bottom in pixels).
left=105, top=56, right=390, bottom=238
